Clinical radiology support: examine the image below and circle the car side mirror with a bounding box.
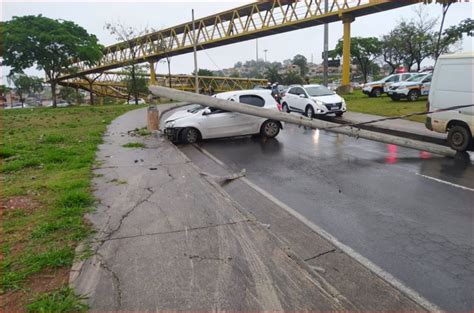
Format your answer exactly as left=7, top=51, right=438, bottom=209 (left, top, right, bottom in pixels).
left=203, top=108, right=211, bottom=116
left=299, top=94, right=306, bottom=98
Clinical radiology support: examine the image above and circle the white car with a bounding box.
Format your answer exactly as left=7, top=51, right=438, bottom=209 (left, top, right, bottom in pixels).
left=281, top=84, right=347, bottom=118
left=164, top=90, right=282, bottom=144
left=126, top=98, right=146, bottom=105
left=387, top=73, right=432, bottom=102
left=362, top=73, right=415, bottom=97
left=426, top=52, right=474, bottom=152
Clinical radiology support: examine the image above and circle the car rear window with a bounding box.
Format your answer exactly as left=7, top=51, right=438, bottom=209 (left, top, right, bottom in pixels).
left=239, top=95, right=265, bottom=107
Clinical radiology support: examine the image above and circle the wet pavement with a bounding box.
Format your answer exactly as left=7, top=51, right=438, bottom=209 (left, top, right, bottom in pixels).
left=191, top=123, right=474, bottom=312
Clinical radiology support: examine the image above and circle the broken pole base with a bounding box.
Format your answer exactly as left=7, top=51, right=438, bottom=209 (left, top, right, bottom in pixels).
left=147, top=105, right=160, bottom=131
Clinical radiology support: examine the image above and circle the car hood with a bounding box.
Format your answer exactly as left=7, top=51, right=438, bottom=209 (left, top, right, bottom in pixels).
left=310, top=94, right=342, bottom=104
left=391, top=81, right=421, bottom=88
left=165, top=109, right=197, bottom=122
left=364, top=80, right=384, bottom=87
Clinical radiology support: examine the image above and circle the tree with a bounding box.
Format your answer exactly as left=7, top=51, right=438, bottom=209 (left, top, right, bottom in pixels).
left=265, top=64, right=282, bottom=83
left=423, top=0, right=459, bottom=60
left=8, top=74, right=43, bottom=107
left=332, top=37, right=382, bottom=83
left=3, top=15, right=102, bottom=107
left=122, top=65, right=149, bottom=102
left=105, top=22, right=151, bottom=105
left=381, top=32, right=405, bottom=73
left=292, top=54, right=309, bottom=76
left=195, top=69, right=214, bottom=76
left=444, top=18, right=474, bottom=40
left=59, top=86, right=83, bottom=104
left=281, top=70, right=304, bottom=85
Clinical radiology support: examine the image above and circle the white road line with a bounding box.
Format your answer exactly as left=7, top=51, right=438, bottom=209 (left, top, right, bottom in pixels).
left=416, top=173, right=474, bottom=192
left=195, top=144, right=443, bottom=313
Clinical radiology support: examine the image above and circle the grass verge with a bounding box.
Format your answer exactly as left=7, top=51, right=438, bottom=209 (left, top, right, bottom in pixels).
left=345, top=90, right=427, bottom=123
left=1, top=104, right=145, bottom=312
left=122, top=142, right=146, bottom=148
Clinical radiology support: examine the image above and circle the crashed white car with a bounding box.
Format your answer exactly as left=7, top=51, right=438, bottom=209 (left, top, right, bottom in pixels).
left=164, top=90, right=282, bottom=144
left=281, top=84, right=347, bottom=117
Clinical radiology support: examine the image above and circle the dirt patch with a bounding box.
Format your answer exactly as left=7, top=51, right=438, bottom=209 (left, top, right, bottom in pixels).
left=1, top=196, right=41, bottom=214
left=1, top=267, right=70, bottom=313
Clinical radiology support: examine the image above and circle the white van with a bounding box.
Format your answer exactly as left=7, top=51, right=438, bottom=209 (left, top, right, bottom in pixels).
left=426, top=52, right=474, bottom=152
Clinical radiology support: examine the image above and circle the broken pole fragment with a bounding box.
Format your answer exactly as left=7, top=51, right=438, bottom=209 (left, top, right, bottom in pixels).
left=148, top=85, right=456, bottom=157
left=147, top=105, right=160, bottom=131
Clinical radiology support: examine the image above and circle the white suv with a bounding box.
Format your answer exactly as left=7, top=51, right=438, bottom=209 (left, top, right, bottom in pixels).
left=362, top=73, right=415, bottom=97
left=281, top=84, right=347, bottom=117
left=164, top=90, right=282, bottom=143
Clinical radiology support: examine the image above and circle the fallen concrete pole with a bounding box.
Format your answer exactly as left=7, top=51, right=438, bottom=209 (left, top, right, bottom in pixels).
left=149, top=85, right=456, bottom=157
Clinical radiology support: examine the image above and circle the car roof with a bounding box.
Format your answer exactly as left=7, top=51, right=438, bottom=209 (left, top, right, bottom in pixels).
left=303, top=84, right=324, bottom=88
left=215, top=89, right=271, bottom=98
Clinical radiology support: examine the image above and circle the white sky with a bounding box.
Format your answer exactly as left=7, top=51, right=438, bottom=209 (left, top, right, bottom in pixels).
left=1, top=0, right=473, bottom=83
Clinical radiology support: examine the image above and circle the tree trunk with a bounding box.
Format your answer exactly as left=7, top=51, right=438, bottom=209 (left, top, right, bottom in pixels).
left=19, top=94, right=24, bottom=108
left=167, top=58, right=172, bottom=89
left=51, top=81, right=57, bottom=108
left=89, top=82, right=94, bottom=105
left=416, top=61, right=422, bottom=71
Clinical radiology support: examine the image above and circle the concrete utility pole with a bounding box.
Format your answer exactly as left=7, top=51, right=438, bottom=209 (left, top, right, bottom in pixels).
left=256, top=39, right=259, bottom=74
left=192, top=9, right=199, bottom=93
left=264, top=49, right=268, bottom=63
left=323, top=0, right=329, bottom=87
left=149, top=85, right=457, bottom=158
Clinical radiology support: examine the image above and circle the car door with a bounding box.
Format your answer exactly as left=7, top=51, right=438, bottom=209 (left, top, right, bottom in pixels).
left=384, top=75, right=400, bottom=92
left=200, top=107, right=242, bottom=139
left=420, top=75, right=432, bottom=96
left=293, top=87, right=307, bottom=112
left=236, top=94, right=268, bottom=134
left=286, top=88, right=300, bottom=112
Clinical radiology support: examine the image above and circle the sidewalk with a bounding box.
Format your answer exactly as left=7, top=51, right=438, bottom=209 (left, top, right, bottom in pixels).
left=71, top=106, right=428, bottom=311
left=343, top=111, right=446, bottom=142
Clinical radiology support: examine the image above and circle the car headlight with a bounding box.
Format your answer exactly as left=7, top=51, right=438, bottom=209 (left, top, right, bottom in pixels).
left=315, top=99, right=324, bottom=107
left=165, top=120, right=176, bottom=128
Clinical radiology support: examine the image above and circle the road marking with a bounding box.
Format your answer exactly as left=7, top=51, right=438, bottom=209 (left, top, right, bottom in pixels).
left=194, top=144, right=443, bottom=313
left=416, top=173, right=474, bottom=192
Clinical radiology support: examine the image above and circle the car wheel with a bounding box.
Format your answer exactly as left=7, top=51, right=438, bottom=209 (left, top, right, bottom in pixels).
left=305, top=105, right=315, bottom=118
left=282, top=103, right=290, bottom=113
left=448, top=125, right=471, bottom=152
left=371, top=88, right=382, bottom=97
left=260, top=120, right=280, bottom=138
left=335, top=112, right=344, bottom=117
left=180, top=127, right=200, bottom=144
left=407, top=90, right=420, bottom=102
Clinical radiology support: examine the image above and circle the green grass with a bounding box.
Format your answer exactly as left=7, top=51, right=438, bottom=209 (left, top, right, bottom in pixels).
left=345, top=90, right=427, bottom=123
left=122, top=142, right=146, bottom=148
left=1, top=104, right=145, bottom=310
left=27, top=287, right=88, bottom=313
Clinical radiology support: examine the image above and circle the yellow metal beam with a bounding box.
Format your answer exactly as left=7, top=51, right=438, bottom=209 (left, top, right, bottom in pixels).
left=58, top=0, right=421, bottom=80
left=341, top=15, right=354, bottom=87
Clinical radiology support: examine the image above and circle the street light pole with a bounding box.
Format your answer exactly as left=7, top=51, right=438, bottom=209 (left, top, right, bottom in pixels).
left=264, top=49, right=268, bottom=63
left=323, top=0, right=329, bottom=87
left=192, top=9, right=199, bottom=93
left=256, top=39, right=259, bottom=75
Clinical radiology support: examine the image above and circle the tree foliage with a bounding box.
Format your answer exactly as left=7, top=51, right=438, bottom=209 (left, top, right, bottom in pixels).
left=59, top=86, right=83, bottom=104
left=3, top=15, right=103, bottom=107
left=8, top=74, right=43, bottom=107
left=281, top=70, right=304, bottom=85
left=332, top=37, right=382, bottom=83
left=122, top=66, right=149, bottom=102
left=292, top=54, right=309, bottom=76
left=264, top=64, right=282, bottom=84
left=196, top=68, right=214, bottom=77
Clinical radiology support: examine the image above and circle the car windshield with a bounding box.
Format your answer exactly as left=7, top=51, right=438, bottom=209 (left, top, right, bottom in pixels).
left=305, top=86, right=334, bottom=97
left=187, top=104, right=206, bottom=113
left=406, top=74, right=427, bottom=82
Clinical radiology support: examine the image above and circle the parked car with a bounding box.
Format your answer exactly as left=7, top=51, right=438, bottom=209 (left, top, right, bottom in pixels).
left=362, top=73, right=416, bottom=97
left=426, top=52, right=474, bottom=152
left=164, top=90, right=282, bottom=144
left=126, top=98, right=146, bottom=105
left=4, top=102, right=24, bottom=109
left=281, top=84, right=347, bottom=117
left=387, top=73, right=432, bottom=102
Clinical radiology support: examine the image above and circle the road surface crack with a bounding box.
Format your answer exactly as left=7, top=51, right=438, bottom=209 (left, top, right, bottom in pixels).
left=96, top=252, right=123, bottom=309
left=304, top=249, right=337, bottom=262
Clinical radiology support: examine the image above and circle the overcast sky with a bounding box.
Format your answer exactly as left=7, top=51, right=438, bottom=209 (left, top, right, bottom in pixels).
left=1, top=0, right=473, bottom=82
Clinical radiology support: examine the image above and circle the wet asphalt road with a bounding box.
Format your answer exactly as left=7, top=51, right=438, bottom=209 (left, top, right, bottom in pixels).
left=191, top=123, right=474, bottom=312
